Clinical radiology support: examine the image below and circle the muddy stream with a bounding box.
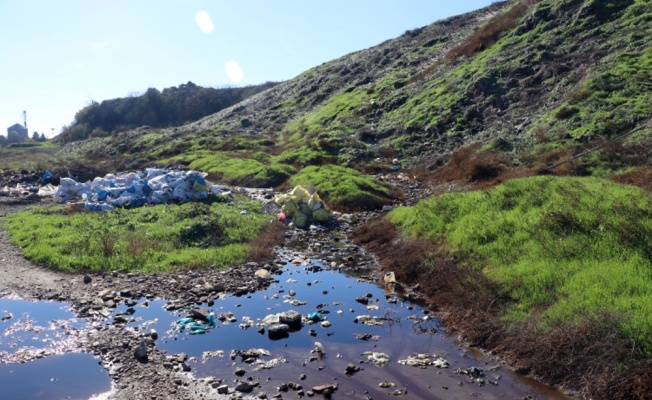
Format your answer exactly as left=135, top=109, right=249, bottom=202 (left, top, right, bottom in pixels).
left=0, top=225, right=575, bottom=399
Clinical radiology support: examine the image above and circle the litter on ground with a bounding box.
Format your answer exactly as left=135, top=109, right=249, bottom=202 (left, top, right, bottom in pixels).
left=4, top=168, right=234, bottom=211
left=273, top=185, right=330, bottom=228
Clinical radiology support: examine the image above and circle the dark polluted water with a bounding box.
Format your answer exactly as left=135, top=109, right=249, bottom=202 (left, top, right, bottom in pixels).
left=0, top=259, right=576, bottom=399
left=111, top=257, right=575, bottom=400
left=0, top=298, right=111, bottom=400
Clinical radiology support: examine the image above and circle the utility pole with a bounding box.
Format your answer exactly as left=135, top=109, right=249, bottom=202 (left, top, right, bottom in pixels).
left=23, top=110, right=27, bottom=129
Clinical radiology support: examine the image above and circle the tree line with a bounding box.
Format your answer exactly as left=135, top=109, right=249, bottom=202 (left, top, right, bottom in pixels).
left=57, top=81, right=279, bottom=143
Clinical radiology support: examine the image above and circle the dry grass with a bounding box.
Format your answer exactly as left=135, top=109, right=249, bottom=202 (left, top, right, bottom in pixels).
left=611, top=167, right=652, bottom=192
left=412, top=145, right=519, bottom=187
left=446, top=0, right=538, bottom=60
left=245, top=220, right=287, bottom=263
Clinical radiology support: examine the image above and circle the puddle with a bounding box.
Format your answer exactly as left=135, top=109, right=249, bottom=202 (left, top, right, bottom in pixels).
left=0, top=298, right=86, bottom=361
left=110, top=259, right=575, bottom=399
left=0, top=353, right=111, bottom=400
left=0, top=298, right=111, bottom=400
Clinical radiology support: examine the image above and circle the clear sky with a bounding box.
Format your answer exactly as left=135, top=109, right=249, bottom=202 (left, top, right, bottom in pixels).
left=0, top=1, right=496, bottom=138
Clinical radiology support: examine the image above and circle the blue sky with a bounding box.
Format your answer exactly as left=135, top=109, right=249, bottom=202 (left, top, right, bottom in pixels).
left=0, top=1, right=496, bottom=138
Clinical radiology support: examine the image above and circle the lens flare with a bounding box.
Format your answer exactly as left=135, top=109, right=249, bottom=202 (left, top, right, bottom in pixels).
left=225, top=60, right=244, bottom=83
left=195, top=11, right=214, bottom=33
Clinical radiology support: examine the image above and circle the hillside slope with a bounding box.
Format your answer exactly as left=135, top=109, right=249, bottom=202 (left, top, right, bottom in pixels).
left=66, top=0, right=650, bottom=187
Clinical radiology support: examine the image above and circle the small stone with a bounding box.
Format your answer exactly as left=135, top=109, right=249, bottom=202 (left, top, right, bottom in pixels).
left=235, top=368, right=246, bottom=376
left=345, top=363, right=361, bottom=374
left=133, top=340, right=148, bottom=361
left=235, top=381, right=254, bottom=392
left=83, top=275, right=92, bottom=284
left=255, top=269, right=272, bottom=282
left=217, top=385, right=229, bottom=394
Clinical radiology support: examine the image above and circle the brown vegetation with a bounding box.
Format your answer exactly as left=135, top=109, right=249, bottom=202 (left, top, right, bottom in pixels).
left=446, top=0, right=538, bottom=60
left=412, top=145, right=535, bottom=189
left=246, top=221, right=287, bottom=263
left=611, top=167, right=652, bottom=192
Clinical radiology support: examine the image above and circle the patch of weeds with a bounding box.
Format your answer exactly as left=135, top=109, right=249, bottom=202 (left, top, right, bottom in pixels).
left=4, top=196, right=272, bottom=273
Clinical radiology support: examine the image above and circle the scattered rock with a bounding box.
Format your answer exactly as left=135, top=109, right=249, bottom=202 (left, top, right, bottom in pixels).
left=345, top=363, right=362, bottom=374
left=133, top=340, right=148, bottom=362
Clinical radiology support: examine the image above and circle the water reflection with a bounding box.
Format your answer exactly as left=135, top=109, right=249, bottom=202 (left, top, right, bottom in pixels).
left=0, top=299, right=111, bottom=400
left=110, top=259, right=574, bottom=399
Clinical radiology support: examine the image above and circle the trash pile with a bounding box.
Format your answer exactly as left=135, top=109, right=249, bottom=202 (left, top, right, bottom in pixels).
left=54, top=168, right=232, bottom=212
left=273, top=185, right=329, bottom=228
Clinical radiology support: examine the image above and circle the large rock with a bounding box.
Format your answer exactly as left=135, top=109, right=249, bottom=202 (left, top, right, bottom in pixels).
left=267, top=323, right=290, bottom=339
left=278, top=310, right=301, bottom=327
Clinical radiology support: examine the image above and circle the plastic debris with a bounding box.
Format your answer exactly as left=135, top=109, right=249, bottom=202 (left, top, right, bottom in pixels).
left=307, top=312, right=322, bottom=322
left=176, top=311, right=217, bottom=335
left=46, top=168, right=233, bottom=211
left=362, top=351, right=390, bottom=367
left=273, top=185, right=330, bottom=228
left=398, top=353, right=449, bottom=369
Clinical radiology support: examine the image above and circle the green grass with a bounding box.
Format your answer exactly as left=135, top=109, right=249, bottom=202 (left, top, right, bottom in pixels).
left=389, top=175, right=652, bottom=354
left=289, top=164, right=391, bottom=210
left=3, top=195, right=272, bottom=273
left=189, top=153, right=296, bottom=187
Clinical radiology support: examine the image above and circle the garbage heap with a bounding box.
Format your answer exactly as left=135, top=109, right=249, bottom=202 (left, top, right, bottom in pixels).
left=56, top=168, right=232, bottom=212
left=273, top=185, right=329, bottom=228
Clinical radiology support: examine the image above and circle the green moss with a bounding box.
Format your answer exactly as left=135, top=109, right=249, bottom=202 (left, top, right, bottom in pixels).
left=389, top=175, right=652, bottom=354
left=289, top=165, right=390, bottom=210
left=189, top=154, right=295, bottom=187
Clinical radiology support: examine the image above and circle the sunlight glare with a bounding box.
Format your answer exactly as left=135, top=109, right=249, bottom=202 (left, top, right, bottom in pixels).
left=195, top=11, right=214, bottom=33
left=225, top=61, right=244, bottom=83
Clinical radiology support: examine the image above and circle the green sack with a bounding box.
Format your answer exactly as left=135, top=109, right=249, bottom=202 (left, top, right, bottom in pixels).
left=299, top=202, right=313, bottom=217
left=283, top=200, right=299, bottom=216
left=313, top=208, right=329, bottom=222
left=293, top=211, right=309, bottom=228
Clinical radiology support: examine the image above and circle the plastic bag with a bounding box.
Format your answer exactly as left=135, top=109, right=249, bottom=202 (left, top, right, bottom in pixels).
left=293, top=211, right=309, bottom=228
left=193, top=180, right=209, bottom=193
left=308, top=193, right=322, bottom=210
left=283, top=200, right=299, bottom=217
left=313, top=208, right=329, bottom=222
left=299, top=202, right=313, bottom=217
left=289, top=185, right=310, bottom=203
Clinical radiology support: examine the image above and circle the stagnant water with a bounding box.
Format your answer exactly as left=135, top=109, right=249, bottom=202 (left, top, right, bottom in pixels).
left=0, top=259, right=575, bottom=399
left=109, top=256, right=574, bottom=400
left=0, top=298, right=111, bottom=399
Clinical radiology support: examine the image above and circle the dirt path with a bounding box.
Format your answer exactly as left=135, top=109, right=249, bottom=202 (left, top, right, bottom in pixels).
left=0, top=199, right=72, bottom=299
